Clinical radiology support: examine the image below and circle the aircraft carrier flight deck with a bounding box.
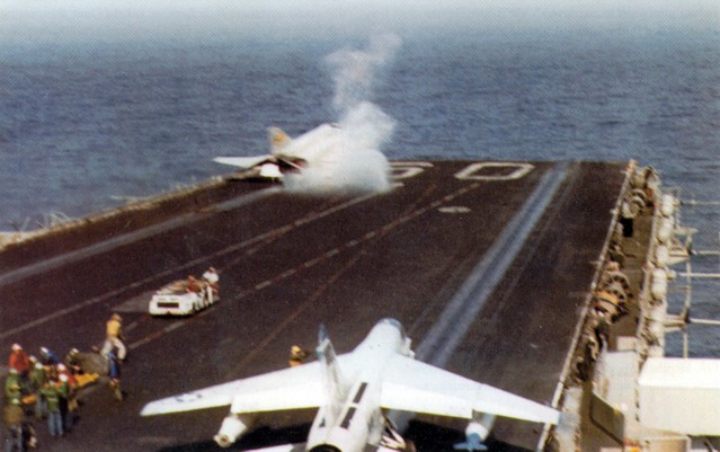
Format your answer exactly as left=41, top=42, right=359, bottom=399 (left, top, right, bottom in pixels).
left=0, top=160, right=629, bottom=451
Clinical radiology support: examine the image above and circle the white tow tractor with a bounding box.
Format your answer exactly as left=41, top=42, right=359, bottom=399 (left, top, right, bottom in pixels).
left=149, top=268, right=219, bottom=316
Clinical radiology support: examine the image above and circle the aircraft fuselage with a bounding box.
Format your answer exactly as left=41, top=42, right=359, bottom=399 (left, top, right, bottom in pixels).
left=306, top=319, right=412, bottom=451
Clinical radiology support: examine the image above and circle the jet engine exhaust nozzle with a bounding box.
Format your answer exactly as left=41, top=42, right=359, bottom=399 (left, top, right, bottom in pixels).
left=214, top=414, right=250, bottom=448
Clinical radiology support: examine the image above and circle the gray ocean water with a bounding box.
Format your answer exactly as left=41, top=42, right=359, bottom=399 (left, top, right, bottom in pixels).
left=1, top=26, right=719, bottom=355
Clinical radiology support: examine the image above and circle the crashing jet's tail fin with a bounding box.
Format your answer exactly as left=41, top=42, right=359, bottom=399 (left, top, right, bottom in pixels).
left=316, top=324, right=345, bottom=416
left=268, top=127, right=291, bottom=154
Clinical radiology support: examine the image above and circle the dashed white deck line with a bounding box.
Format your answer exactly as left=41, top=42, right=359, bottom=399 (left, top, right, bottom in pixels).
left=417, top=163, right=569, bottom=365
left=389, top=163, right=567, bottom=431
left=280, top=269, right=297, bottom=279
left=303, top=257, right=322, bottom=268
left=37, top=178, right=497, bottom=353
left=255, top=280, right=272, bottom=290
left=0, top=191, right=378, bottom=340
left=0, top=188, right=281, bottom=288
left=127, top=180, right=493, bottom=352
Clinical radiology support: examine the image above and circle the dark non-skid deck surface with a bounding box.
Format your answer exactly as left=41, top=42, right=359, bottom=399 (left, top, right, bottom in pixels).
left=0, top=161, right=626, bottom=451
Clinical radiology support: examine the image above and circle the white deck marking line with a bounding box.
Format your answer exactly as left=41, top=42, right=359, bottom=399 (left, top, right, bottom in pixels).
left=0, top=192, right=379, bottom=340
left=416, top=163, right=568, bottom=366
left=280, top=269, right=297, bottom=278
left=174, top=193, right=379, bottom=274
left=118, top=178, right=500, bottom=353
left=129, top=321, right=188, bottom=350
left=389, top=163, right=564, bottom=431
left=164, top=322, right=185, bottom=333
left=0, top=188, right=280, bottom=288
left=226, top=253, right=366, bottom=377
left=0, top=279, right=151, bottom=340
left=303, top=257, right=322, bottom=268
left=235, top=180, right=488, bottom=301
left=255, top=281, right=272, bottom=290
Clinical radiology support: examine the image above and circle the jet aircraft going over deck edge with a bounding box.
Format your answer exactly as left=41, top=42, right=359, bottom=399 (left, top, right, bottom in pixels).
left=213, top=121, right=392, bottom=195
left=141, top=318, right=560, bottom=451
left=213, top=124, right=345, bottom=179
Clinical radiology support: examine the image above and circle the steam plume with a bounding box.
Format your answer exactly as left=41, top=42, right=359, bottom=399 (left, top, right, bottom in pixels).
left=284, top=34, right=401, bottom=195
left=325, top=33, right=402, bottom=114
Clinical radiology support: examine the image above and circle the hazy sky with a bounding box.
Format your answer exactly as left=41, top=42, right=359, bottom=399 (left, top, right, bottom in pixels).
left=1, top=0, right=717, bottom=44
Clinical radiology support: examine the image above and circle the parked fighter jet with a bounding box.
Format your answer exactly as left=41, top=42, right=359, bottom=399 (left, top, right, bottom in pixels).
left=141, top=318, right=559, bottom=451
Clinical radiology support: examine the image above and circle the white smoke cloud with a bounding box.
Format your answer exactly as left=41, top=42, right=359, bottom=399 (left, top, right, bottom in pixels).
left=283, top=143, right=391, bottom=194
left=284, top=34, right=401, bottom=195
left=325, top=33, right=402, bottom=114
left=339, top=101, right=396, bottom=151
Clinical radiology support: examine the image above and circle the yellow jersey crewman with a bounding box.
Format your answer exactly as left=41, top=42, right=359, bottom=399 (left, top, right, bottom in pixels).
left=101, top=314, right=127, bottom=361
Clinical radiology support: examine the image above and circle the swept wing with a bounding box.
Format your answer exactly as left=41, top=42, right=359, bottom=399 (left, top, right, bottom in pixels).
left=213, top=156, right=274, bottom=169
left=141, top=360, right=326, bottom=416
left=380, top=355, right=559, bottom=424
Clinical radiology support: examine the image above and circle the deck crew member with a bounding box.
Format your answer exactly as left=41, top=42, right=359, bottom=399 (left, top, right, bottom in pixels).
left=4, top=369, right=22, bottom=405
left=101, top=314, right=127, bottom=361
left=39, top=346, right=60, bottom=366
left=40, top=380, right=62, bottom=437
left=8, top=344, right=30, bottom=378
left=202, top=267, right=219, bottom=297
left=107, top=349, right=123, bottom=401
left=186, top=275, right=202, bottom=293
left=56, top=372, right=77, bottom=432
left=30, top=361, right=47, bottom=420
left=202, top=267, right=219, bottom=285
left=64, top=348, right=83, bottom=375
left=3, top=393, right=25, bottom=451
left=620, top=199, right=636, bottom=237
left=288, top=345, right=309, bottom=367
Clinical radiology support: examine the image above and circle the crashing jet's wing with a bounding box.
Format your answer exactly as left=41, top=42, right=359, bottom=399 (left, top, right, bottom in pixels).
left=380, top=356, right=559, bottom=425
left=213, top=155, right=274, bottom=169
left=141, top=361, right=325, bottom=417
